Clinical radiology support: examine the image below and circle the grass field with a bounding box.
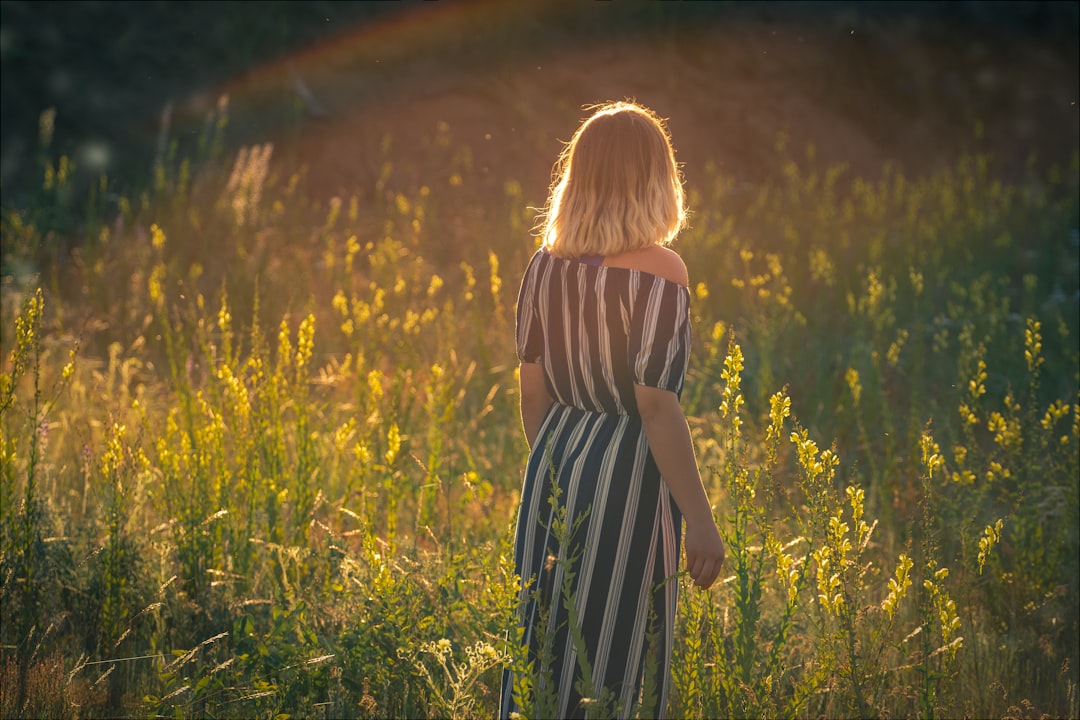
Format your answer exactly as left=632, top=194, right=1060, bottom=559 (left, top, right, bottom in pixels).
left=2, top=5, right=1079, bottom=718
left=2, top=98, right=1077, bottom=718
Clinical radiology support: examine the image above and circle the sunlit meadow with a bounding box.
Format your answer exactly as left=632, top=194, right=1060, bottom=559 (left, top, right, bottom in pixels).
left=1, top=101, right=1077, bottom=719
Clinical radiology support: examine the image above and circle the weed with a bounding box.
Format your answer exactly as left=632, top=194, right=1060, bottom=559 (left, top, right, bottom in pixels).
left=0, top=98, right=1076, bottom=717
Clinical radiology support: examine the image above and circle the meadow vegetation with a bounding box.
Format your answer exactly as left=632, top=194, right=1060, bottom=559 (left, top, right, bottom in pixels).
left=1, top=101, right=1077, bottom=718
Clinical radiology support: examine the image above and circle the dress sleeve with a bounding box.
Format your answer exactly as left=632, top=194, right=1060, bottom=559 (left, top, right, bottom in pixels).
left=515, top=252, right=544, bottom=363
left=627, top=275, right=692, bottom=393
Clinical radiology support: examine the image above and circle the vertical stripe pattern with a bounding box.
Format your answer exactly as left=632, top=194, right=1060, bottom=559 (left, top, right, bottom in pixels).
left=502, top=250, right=691, bottom=719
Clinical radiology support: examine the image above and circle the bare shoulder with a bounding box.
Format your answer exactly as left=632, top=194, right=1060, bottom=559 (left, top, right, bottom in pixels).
left=605, top=245, right=689, bottom=287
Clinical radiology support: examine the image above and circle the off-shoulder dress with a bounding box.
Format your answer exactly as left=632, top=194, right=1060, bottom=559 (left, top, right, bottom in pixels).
left=500, top=249, right=692, bottom=719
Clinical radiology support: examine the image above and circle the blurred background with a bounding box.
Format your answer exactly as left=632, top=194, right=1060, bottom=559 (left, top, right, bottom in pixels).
left=2, top=0, right=1077, bottom=212
left=0, top=5, right=1077, bottom=718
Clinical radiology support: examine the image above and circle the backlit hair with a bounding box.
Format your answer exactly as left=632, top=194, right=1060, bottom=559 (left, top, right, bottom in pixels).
left=539, top=101, right=686, bottom=257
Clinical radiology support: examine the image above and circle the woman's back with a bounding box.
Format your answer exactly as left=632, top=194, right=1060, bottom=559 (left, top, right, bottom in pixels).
left=598, top=244, right=689, bottom=288
left=516, top=249, right=692, bottom=416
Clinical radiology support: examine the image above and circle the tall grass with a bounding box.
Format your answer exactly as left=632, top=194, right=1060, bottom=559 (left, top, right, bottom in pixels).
left=1, top=103, right=1077, bottom=718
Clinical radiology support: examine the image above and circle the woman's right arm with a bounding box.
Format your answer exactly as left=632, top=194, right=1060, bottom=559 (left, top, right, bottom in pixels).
left=519, top=362, right=554, bottom=449
left=634, top=383, right=726, bottom=589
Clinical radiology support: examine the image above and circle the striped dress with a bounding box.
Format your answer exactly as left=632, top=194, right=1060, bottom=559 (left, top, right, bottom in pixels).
left=500, top=249, right=691, bottom=719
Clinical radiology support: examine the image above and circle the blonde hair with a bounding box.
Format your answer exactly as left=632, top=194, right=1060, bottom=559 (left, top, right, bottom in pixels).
left=539, top=101, right=686, bottom=257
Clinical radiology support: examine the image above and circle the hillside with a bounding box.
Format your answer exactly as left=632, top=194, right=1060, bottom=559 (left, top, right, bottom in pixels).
left=1, top=1, right=1076, bottom=216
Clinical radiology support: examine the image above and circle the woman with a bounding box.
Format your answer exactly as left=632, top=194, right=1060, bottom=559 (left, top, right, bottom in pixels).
left=500, top=101, right=726, bottom=719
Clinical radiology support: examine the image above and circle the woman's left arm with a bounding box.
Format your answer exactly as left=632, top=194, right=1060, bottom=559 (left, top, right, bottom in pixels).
left=519, top=362, right=553, bottom=448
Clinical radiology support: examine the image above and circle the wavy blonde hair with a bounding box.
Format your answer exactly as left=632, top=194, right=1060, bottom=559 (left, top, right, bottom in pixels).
left=539, top=101, right=686, bottom=257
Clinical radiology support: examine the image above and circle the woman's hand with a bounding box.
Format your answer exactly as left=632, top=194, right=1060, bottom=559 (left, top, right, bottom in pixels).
left=684, top=518, right=726, bottom=589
